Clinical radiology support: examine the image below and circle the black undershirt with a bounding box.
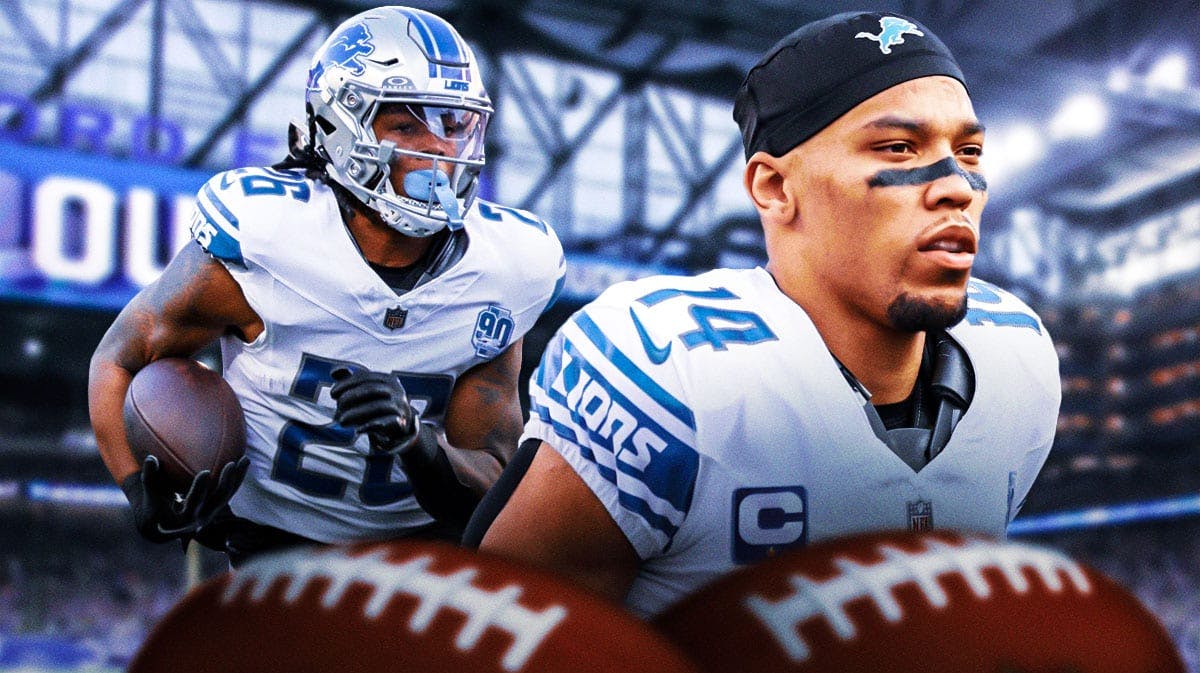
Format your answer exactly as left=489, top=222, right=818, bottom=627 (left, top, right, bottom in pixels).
left=366, top=228, right=450, bottom=293
left=874, top=395, right=917, bottom=430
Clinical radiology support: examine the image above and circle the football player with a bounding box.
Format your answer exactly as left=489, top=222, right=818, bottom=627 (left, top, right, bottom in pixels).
left=89, top=7, right=564, bottom=564
left=474, top=12, right=1060, bottom=617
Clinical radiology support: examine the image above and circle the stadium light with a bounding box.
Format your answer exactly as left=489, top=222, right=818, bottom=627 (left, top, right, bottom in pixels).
left=1049, top=93, right=1108, bottom=139
left=1145, top=52, right=1189, bottom=91
left=981, top=124, right=1045, bottom=184
left=22, top=337, right=43, bottom=359
left=1107, top=66, right=1132, bottom=92
left=1003, top=124, right=1045, bottom=167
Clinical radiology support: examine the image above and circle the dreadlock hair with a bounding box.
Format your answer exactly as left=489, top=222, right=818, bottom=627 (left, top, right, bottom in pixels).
left=272, top=113, right=360, bottom=223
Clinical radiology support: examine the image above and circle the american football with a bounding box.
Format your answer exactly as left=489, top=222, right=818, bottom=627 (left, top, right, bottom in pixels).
left=653, top=531, right=1185, bottom=673
left=128, top=539, right=700, bottom=673
left=122, top=357, right=246, bottom=490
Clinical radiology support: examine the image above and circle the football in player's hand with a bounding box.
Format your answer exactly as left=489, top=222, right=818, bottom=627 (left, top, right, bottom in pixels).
left=653, top=530, right=1184, bottom=673
left=129, top=540, right=699, bottom=673
left=123, top=357, right=246, bottom=492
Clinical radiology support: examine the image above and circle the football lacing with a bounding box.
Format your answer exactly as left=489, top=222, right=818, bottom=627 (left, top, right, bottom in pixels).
left=223, top=547, right=568, bottom=672
left=743, top=537, right=1091, bottom=662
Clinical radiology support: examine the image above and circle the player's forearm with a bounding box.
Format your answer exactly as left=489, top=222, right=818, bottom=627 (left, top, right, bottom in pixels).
left=442, top=443, right=504, bottom=497
left=400, top=426, right=483, bottom=528
left=87, top=345, right=141, bottom=485
left=87, top=299, right=178, bottom=485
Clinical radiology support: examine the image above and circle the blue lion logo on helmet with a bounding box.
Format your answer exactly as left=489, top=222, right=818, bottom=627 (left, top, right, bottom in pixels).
left=308, top=23, right=376, bottom=88
left=855, top=16, right=924, bottom=55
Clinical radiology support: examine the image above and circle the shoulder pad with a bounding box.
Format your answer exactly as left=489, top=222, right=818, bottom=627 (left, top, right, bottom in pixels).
left=474, top=200, right=552, bottom=236
left=189, top=168, right=316, bottom=267
left=190, top=171, right=245, bottom=266
left=963, top=278, right=1045, bottom=334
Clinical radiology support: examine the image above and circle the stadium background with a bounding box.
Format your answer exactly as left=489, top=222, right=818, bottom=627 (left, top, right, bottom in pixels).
left=1, top=0, right=1198, bottom=668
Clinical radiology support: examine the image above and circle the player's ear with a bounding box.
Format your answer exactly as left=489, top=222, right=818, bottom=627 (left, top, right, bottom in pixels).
left=744, top=151, right=796, bottom=229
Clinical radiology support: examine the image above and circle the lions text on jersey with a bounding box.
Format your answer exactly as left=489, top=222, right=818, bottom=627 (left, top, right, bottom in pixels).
left=524, top=267, right=1060, bottom=617
left=190, top=166, right=564, bottom=543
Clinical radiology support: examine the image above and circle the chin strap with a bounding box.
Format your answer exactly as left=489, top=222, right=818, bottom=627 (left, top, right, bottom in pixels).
left=403, top=168, right=463, bottom=229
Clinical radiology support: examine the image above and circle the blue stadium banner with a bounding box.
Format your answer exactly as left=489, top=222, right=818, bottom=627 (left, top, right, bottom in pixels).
left=0, top=139, right=681, bottom=311
left=0, top=139, right=209, bottom=310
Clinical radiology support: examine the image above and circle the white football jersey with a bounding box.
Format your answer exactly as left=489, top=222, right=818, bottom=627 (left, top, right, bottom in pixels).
left=524, top=267, right=1060, bottom=617
left=190, top=167, right=564, bottom=543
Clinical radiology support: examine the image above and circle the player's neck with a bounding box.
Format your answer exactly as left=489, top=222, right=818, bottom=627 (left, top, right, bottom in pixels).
left=826, top=322, right=925, bottom=405
left=768, top=264, right=924, bottom=404
left=345, top=209, right=434, bottom=268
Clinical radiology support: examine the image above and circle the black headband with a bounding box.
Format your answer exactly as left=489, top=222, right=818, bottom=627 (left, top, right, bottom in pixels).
left=734, top=12, right=967, bottom=159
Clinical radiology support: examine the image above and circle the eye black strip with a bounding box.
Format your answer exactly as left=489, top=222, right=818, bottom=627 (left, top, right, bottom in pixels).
left=867, top=156, right=987, bottom=192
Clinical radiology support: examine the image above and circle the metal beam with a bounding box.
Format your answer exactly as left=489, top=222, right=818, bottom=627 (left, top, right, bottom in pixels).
left=518, top=36, right=680, bottom=211
left=146, top=0, right=165, bottom=151
left=645, top=86, right=702, bottom=179
left=21, top=0, right=148, bottom=104
left=0, top=0, right=53, bottom=61
left=167, top=0, right=244, bottom=98
left=500, top=56, right=567, bottom=152
left=516, top=80, right=622, bottom=211
left=184, top=13, right=327, bottom=166
left=645, top=134, right=744, bottom=255
left=622, top=87, right=648, bottom=229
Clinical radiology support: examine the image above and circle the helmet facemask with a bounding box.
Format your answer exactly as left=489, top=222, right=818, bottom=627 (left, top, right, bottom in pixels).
left=339, top=98, right=488, bottom=236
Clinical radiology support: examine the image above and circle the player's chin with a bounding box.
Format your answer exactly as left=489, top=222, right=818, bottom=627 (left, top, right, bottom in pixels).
left=886, top=287, right=969, bottom=332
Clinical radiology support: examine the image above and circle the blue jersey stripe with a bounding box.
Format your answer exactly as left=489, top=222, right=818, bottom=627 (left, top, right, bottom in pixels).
left=535, top=336, right=698, bottom=514
left=618, top=491, right=678, bottom=540
left=531, top=398, right=680, bottom=541
left=193, top=201, right=244, bottom=265
left=573, top=312, right=695, bottom=430
left=202, top=183, right=240, bottom=230
left=531, top=398, right=580, bottom=445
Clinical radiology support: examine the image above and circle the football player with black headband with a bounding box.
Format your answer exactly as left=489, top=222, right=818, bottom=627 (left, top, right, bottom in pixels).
left=89, top=6, right=564, bottom=564
left=475, top=12, right=1059, bottom=618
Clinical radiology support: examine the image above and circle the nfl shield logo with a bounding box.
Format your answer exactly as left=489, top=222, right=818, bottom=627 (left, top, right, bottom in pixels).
left=383, top=306, right=407, bottom=330
left=907, top=500, right=933, bottom=532
left=472, top=304, right=514, bottom=358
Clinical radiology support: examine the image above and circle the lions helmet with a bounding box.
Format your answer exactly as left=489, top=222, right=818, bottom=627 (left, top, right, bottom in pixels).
left=306, top=7, right=492, bottom=236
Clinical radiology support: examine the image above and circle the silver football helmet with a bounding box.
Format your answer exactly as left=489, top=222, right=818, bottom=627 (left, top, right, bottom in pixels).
left=306, top=7, right=492, bottom=236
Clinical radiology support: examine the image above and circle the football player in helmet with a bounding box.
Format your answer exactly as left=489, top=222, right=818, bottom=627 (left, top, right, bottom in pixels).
left=89, top=7, right=564, bottom=563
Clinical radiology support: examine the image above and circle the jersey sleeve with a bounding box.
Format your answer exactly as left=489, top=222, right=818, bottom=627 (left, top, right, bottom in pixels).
left=185, top=168, right=320, bottom=323
left=522, top=286, right=700, bottom=559
left=188, top=170, right=249, bottom=267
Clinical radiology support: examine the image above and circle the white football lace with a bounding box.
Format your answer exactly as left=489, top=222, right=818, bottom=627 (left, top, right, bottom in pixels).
left=222, top=548, right=568, bottom=672
left=743, top=537, right=1092, bottom=662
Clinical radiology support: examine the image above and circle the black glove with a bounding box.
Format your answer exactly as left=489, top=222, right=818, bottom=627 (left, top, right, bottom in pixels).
left=330, top=367, right=419, bottom=454
left=120, top=454, right=249, bottom=545
left=330, top=366, right=480, bottom=531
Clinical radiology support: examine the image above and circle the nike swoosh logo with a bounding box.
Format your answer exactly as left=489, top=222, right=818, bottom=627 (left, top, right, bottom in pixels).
left=629, top=307, right=671, bottom=365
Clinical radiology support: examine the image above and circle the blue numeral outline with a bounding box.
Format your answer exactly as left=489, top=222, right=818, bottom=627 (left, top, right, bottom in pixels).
left=633, top=286, right=777, bottom=352
left=271, top=353, right=453, bottom=505
left=964, top=279, right=1042, bottom=334
left=220, top=168, right=311, bottom=202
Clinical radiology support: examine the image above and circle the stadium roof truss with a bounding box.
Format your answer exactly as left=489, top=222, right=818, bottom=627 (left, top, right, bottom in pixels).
left=3, top=0, right=1199, bottom=286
